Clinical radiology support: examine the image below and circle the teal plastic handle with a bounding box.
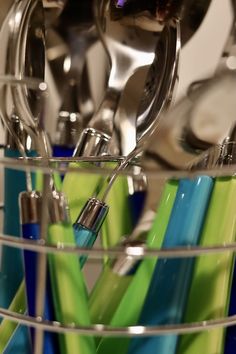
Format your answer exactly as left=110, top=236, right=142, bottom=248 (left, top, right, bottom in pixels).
left=73, top=223, right=96, bottom=267
left=178, top=177, right=236, bottom=354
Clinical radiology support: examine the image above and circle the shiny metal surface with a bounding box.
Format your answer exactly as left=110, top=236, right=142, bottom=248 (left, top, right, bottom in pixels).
left=1, top=225, right=236, bottom=259
left=111, top=0, right=212, bottom=44
left=54, top=79, right=83, bottom=147
left=111, top=240, right=145, bottom=276
left=136, top=21, right=180, bottom=143
left=6, top=113, right=34, bottom=151
left=8, top=0, right=45, bottom=109
left=76, top=197, right=109, bottom=233
left=1, top=304, right=236, bottom=336
left=46, top=0, right=97, bottom=121
left=74, top=127, right=111, bottom=157
left=48, top=191, right=70, bottom=223
left=0, top=1, right=49, bottom=158
left=75, top=0, right=161, bottom=156
left=20, top=190, right=42, bottom=224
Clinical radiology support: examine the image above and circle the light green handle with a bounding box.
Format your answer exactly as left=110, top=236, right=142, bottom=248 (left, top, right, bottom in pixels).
left=100, top=173, right=132, bottom=249
left=48, top=222, right=95, bottom=354
left=89, top=266, right=132, bottom=326
left=96, top=180, right=178, bottom=354
left=177, top=177, right=236, bottom=354
left=0, top=281, right=26, bottom=353
left=62, top=162, right=103, bottom=223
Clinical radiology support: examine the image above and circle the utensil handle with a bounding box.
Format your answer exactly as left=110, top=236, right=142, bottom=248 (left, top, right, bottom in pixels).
left=22, top=223, right=57, bottom=354
left=52, top=145, right=75, bottom=157
left=128, top=191, right=146, bottom=227
left=222, top=259, right=236, bottom=354
left=48, top=222, right=95, bottom=354
left=0, top=280, right=29, bottom=354
left=73, top=223, right=96, bottom=267
left=89, top=266, right=132, bottom=326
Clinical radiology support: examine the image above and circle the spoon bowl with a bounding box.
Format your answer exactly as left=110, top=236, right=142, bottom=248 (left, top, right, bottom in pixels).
left=74, top=0, right=166, bottom=157
left=114, top=0, right=212, bottom=44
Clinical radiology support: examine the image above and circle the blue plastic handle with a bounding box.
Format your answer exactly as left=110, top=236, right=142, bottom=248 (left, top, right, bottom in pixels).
left=128, top=191, right=146, bottom=227
left=0, top=149, right=36, bottom=354
left=1, top=149, right=36, bottom=308
left=128, top=176, right=214, bottom=354
left=73, top=223, right=96, bottom=267
left=22, top=223, right=58, bottom=354
left=52, top=145, right=75, bottom=157
left=224, top=262, right=236, bottom=354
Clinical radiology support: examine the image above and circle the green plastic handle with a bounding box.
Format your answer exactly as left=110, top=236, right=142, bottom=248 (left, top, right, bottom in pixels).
left=100, top=173, right=132, bottom=249
left=0, top=281, right=26, bottom=353
left=177, top=177, right=236, bottom=354
left=62, top=162, right=103, bottom=223
left=95, top=180, right=178, bottom=354
left=35, top=171, right=62, bottom=192
left=89, top=266, right=133, bottom=326
left=48, top=222, right=95, bottom=354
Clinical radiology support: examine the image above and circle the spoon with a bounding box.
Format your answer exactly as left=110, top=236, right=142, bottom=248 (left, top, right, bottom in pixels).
left=116, top=0, right=212, bottom=156
left=73, top=0, right=161, bottom=157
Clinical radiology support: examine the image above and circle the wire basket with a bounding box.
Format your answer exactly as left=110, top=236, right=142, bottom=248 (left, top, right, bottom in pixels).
left=0, top=155, right=236, bottom=354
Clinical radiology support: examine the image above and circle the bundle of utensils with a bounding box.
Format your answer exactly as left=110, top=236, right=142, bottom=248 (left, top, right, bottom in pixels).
left=1, top=0, right=236, bottom=354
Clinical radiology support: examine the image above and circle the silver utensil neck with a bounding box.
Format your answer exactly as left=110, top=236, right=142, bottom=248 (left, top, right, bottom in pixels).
left=20, top=191, right=42, bottom=224
left=110, top=240, right=145, bottom=276
left=191, top=141, right=236, bottom=170
left=217, top=141, right=236, bottom=166
left=49, top=191, right=71, bottom=224
left=54, top=111, right=82, bottom=147
left=73, top=127, right=111, bottom=157
left=76, top=198, right=109, bottom=233
left=6, top=114, right=35, bottom=151
left=127, top=166, right=147, bottom=194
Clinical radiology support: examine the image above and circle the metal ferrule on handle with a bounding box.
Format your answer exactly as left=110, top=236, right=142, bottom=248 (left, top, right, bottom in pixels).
left=54, top=80, right=82, bottom=148
left=73, top=127, right=111, bottom=157
left=6, top=114, right=35, bottom=151
left=54, top=111, right=82, bottom=147
left=218, top=141, right=236, bottom=166
left=20, top=191, right=42, bottom=224
left=49, top=192, right=71, bottom=224
left=191, top=140, right=236, bottom=170
left=111, top=240, right=145, bottom=276
left=76, top=197, right=109, bottom=233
